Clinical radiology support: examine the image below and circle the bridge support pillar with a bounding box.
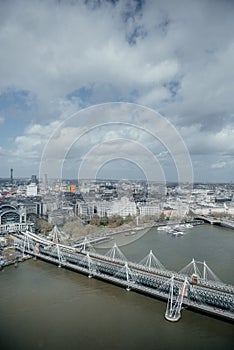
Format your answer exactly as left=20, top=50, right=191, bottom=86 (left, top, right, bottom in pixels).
left=165, top=276, right=188, bottom=322
left=85, top=252, right=99, bottom=278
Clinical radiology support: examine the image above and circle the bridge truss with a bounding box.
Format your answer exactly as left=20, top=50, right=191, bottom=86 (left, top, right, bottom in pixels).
left=11, top=230, right=234, bottom=323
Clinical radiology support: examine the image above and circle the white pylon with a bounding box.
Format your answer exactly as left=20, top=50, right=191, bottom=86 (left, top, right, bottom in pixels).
left=203, top=261, right=207, bottom=280
left=179, top=259, right=221, bottom=282
left=57, top=244, right=62, bottom=267
left=165, top=275, right=175, bottom=318
left=192, top=258, right=199, bottom=276
left=83, top=237, right=89, bottom=252
left=87, top=252, right=92, bottom=278
left=22, top=234, right=30, bottom=257
left=105, top=242, right=127, bottom=261
left=114, top=262, right=136, bottom=291
left=51, top=225, right=60, bottom=243
left=165, top=276, right=189, bottom=322
left=80, top=237, right=95, bottom=253
left=125, top=262, right=131, bottom=291
left=138, top=249, right=165, bottom=270
left=81, top=252, right=98, bottom=278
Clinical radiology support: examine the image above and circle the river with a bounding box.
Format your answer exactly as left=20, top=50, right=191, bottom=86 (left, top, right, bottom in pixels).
left=0, top=224, right=233, bottom=350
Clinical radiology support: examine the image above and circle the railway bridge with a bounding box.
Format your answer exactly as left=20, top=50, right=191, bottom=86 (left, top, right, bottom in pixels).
left=11, top=229, right=234, bottom=323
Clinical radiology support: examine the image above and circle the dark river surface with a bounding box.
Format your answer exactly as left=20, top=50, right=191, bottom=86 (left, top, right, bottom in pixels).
left=0, top=224, right=233, bottom=350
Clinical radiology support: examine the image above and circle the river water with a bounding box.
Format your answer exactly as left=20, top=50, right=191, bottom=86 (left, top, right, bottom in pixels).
left=0, top=224, right=233, bottom=350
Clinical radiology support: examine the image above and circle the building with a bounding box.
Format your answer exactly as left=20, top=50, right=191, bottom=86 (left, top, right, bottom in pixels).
left=76, top=202, right=95, bottom=219
left=95, top=201, right=112, bottom=217
left=0, top=203, right=29, bottom=233
left=31, top=175, right=38, bottom=184
left=42, top=173, right=48, bottom=190
left=139, top=204, right=160, bottom=217
left=0, top=204, right=21, bottom=224
left=48, top=208, right=74, bottom=226
left=111, top=196, right=137, bottom=218
left=26, top=183, right=38, bottom=197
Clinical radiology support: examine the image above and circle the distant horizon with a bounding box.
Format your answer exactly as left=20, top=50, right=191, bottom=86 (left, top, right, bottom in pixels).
left=0, top=175, right=233, bottom=186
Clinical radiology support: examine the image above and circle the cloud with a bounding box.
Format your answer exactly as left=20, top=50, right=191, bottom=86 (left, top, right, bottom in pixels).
left=1, top=0, right=233, bottom=125
left=211, top=161, right=226, bottom=169
left=0, top=1, right=181, bottom=117
left=0, top=0, right=234, bottom=181
left=179, top=124, right=234, bottom=157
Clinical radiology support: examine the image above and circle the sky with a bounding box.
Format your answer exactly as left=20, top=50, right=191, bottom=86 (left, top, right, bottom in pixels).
left=0, top=0, right=234, bottom=183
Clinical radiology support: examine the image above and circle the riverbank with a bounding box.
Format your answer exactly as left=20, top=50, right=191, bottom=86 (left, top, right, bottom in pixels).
left=0, top=254, right=32, bottom=270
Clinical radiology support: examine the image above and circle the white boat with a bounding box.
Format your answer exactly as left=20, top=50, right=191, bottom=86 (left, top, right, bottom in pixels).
left=172, top=231, right=184, bottom=237
left=174, top=224, right=186, bottom=230
left=185, top=223, right=193, bottom=228
left=158, top=226, right=170, bottom=231
left=124, top=231, right=136, bottom=236
left=167, top=228, right=175, bottom=234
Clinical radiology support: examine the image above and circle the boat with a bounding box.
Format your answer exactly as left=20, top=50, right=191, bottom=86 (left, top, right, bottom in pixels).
left=167, top=228, right=175, bottom=234
left=184, top=223, right=193, bottom=228
left=158, top=226, right=170, bottom=231
left=172, top=231, right=184, bottom=237
left=124, top=231, right=136, bottom=236
left=174, top=224, right=186, bottom=231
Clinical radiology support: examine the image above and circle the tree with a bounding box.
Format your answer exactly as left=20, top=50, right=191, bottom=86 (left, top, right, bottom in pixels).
left=109, top=215, right=123, bottom=227
left=99, top=215, right=109, bottom=226
left=124, top=214, right=133, bottom=224
left=159, top=212, right=166, bottom=222
left=35, top=218, right=53, bottom=234
left=90, top=215, right=100, bottom=226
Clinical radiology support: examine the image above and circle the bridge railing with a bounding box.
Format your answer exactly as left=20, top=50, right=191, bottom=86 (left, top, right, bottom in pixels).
left=12, top=231, right=234, bottom=321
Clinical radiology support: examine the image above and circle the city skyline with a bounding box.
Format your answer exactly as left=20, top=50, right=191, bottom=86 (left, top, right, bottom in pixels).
left=0, top=0, right=234, bottom=183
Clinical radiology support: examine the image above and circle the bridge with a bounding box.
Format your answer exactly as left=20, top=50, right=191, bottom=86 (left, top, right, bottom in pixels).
left=194, top=216, right=221, bottom=225
left=194, top=216, right=234, bottom=230
left=0, top=222, right=34, bottom=234
left=11, top=229, right=234, bottom=323
left=220, top=219, right=234, bottom=230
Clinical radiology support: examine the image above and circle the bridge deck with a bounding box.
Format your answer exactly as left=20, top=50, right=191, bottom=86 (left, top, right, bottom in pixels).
left=12, top=231, right=234, bottom=323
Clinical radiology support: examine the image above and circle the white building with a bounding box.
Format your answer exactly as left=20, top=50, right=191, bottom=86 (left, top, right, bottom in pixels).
left=26, top=183, right=38, bottom=197
left=111, top=196, right=137, bottom=218
left=77, top=202, right=95, bottom=218
left=193, top=205, right=234, bottom=216
left=96, top=201, right=112, bottom=217
left=139, top=205, right=160, bottom=217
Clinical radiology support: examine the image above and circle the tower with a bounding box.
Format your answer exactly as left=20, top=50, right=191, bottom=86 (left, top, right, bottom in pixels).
left=31, top=175, right=37, bottom=184
left=10, top=168, right=13, bottom=184
left=43, top=173, right=48, bottom=190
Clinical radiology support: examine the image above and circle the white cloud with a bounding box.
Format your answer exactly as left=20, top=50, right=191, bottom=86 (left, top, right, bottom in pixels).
left=0, top=1, right=181, bottom=113
left=138, top=87, right=170, bottom=106
left=211, top=162, right=226, bottom=169
left=1, top=0, right=234, bottom=180
left=179, top=125, right=234, bottom=157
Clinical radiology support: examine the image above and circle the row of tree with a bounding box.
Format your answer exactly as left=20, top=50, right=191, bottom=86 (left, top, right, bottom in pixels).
left=89, top=214, right=133, bottom=228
